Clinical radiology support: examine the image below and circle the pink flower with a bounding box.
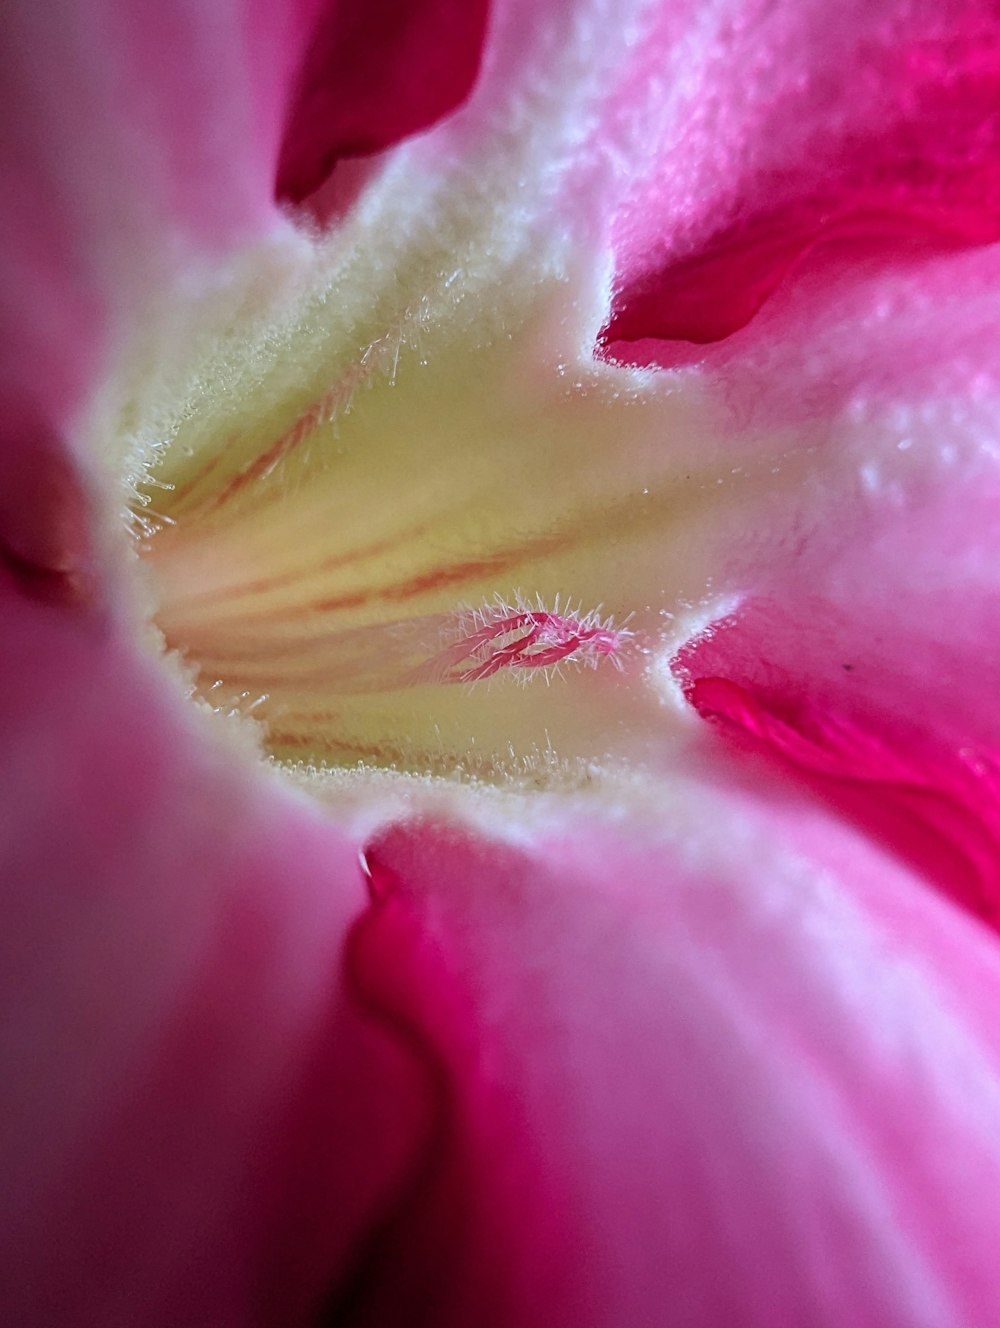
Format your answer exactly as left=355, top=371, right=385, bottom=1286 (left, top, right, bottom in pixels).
left=4, top=1, right=1000, bottom=1324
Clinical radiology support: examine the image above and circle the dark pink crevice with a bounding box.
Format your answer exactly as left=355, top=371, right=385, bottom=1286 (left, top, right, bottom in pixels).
left=687, top=675, right=1000, bottom=936
left=606, top=201, right=997, bottom=349
left=604, top=22, right=1000, bottom=352
left=326, top=826, right=524, bottom=1327
left=0, top=390, right=97, bottom=610
left=245, top=941, right=438, bottom=1326
left=275, top=0, right=491, bottom=208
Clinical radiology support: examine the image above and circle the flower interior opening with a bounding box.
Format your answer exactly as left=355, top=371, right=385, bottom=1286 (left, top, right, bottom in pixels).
left=120, top=251, right=779, bottom=783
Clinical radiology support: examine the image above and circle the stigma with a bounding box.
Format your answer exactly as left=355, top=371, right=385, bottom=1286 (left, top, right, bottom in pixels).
left=421, top=594, right=632, bottom=685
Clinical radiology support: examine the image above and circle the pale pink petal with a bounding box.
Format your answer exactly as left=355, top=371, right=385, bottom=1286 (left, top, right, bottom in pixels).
left=0, top=0, right=292, bottom=596
left=349, top=809, right=1000, bottom=1326
left=674, top=474, right=1000, bottom=931
left=0, top=573, right=432, bottom=1325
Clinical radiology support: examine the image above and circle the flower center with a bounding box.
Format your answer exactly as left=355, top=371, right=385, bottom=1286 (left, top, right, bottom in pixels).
left=110, top=237, right=766, bottom=785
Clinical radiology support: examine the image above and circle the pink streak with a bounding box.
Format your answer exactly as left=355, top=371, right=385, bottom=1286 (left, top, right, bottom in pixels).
left=672, top=419, right=1000, bottom=940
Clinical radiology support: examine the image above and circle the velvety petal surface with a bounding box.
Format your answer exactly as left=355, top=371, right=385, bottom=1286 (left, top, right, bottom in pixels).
left=554, top=0, right=1000, bottom=943
left=345, top=798, right=1000, bottom=1326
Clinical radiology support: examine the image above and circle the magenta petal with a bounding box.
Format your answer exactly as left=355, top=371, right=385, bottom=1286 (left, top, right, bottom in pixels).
left=275, top=0, right=491, bottom=207
left=345, top=815, right=1000, bottom=1326
left=0, top=579, right=433, bottom=1325
left=604, top=4, right=1000, bottom=353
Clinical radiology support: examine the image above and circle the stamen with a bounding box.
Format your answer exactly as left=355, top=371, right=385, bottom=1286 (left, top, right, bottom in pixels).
left=422, top=593, right=632, bottom=685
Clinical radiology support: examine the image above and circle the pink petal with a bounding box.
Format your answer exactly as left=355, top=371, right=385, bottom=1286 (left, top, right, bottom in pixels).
left=609, top=3, right=1000, bottom=943
left=601, top=0, right=1000, bottom=353
left=0, top=0, right=322, bottom=421
left=0, top=574, right=431, bottom=1325
left=275, top=0, right=491, bottom=207
left=350, top=812, right=1000, bottom=1325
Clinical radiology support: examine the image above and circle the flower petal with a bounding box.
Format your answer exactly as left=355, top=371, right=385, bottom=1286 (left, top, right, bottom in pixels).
left=602, top=0, right=1000, bottom=352
left=347, top=801, right=1000, bottom=1325
left=0, top=575, right=431, bottom=1324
